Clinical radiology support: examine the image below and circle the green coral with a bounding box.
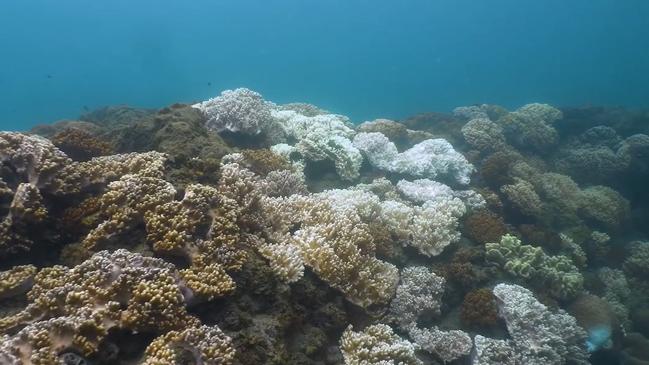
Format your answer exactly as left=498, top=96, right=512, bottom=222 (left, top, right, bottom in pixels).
left=486, top=234, right=583, bottom=299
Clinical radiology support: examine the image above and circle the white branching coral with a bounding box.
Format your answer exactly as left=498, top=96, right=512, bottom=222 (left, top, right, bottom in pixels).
left=389, top=266, right=445, bottom=330
left=193, top=87, right=275, bottom=135
left=353, top=132, right=474, bottom=185
left=340, top=324, right=422, bottom=365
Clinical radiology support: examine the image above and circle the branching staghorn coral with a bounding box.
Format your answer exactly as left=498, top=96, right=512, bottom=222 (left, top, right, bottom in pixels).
left=340, top=324, right=422, bottom=365
left=578, top=185, right=630, bottom=230
left=500, top=178, right=543, bottom=217
left=624, top=241, right=649, bottom=277
left=472, top=335, right=518, bottom=365
left=486, top=234, right=583, bottom=299
left=353, top=132, right=474, bottom=185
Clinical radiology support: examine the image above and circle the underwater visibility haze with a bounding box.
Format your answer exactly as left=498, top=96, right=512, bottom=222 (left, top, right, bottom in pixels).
left=1, top=1, right=649, bottom=365
left=1, top=0, right=649, bottom=129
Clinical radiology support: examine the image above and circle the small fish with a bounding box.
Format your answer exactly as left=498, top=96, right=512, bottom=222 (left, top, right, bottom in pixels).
left=207, top=82, right=212, bottom=87
left=46, top=74, right=52, bottom=79
left=83, top=105, right=89, bottom=111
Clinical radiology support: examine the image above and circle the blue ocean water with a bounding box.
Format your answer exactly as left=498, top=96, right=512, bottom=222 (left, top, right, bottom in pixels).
left=1, top=0, right=648, bottom=130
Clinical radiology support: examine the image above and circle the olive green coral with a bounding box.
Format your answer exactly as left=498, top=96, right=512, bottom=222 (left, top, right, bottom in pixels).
left=486, top=234, right=583, bottom=299
left=0, top=265, right=36, bottom=300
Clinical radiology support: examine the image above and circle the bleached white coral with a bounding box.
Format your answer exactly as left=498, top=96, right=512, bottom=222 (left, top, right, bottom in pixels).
left=193, top=88, right=275, bottom=135
left=272, top=109, right=354, bottom=140
left=353, top=132, right=474, bottom=185
left=396, top=179, right=485, bottom=210
left=472, top=336, right=518, bottom=365
left=492, top=283, right=588, bottom=365
left=409, top=197, right=466, bottom=257
left=272, top=109, right=362, bottom=180
left=258, top=243, right=304, bottom=283
left=340, top=324, right=422, bottom=365
left=317, top=181, right=467, bottom=257
left=407, top=326, right=473, bottom=363
left=389, top=266, right=445, bottom=330
left=316, top=189, right=382, bottom=221
left=396, top=179, right=455, bottom=204
left=378, top=200, right=413, bottom=242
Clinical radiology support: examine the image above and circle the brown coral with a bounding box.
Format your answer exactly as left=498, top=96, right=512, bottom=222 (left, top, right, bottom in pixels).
left=51, top=128, right=113, bottom=161
left=460, top=288, right=498, bottom=328
left=479, top=151, right=518, bottom=188
left=0, top=250, right=206, bottom=360
left=0, top=265, right=36, bottom=300
left=143, top=325, right=235, bottom=365
left=240, top=149, right=292, bottom=176
left=463, top=210, right=508, bottom=245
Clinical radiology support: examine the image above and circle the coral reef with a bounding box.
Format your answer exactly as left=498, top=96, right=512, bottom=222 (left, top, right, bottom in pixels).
left=4, top=93, right=648, bottom=364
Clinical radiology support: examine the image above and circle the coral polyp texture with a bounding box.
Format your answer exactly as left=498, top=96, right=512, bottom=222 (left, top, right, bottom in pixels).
left=353, top=131, right=475, bottom=184
left=193, top=87, right=275, bottom=135
left=1, top=92, right=646, bottom=363
left=339, top=324, right=422, bottom=365
left=486, top=234, right=583, bottom=299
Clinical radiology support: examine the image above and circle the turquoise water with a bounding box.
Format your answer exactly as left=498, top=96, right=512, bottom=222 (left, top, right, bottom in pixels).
left=1, top=0, right=649, bottom=130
